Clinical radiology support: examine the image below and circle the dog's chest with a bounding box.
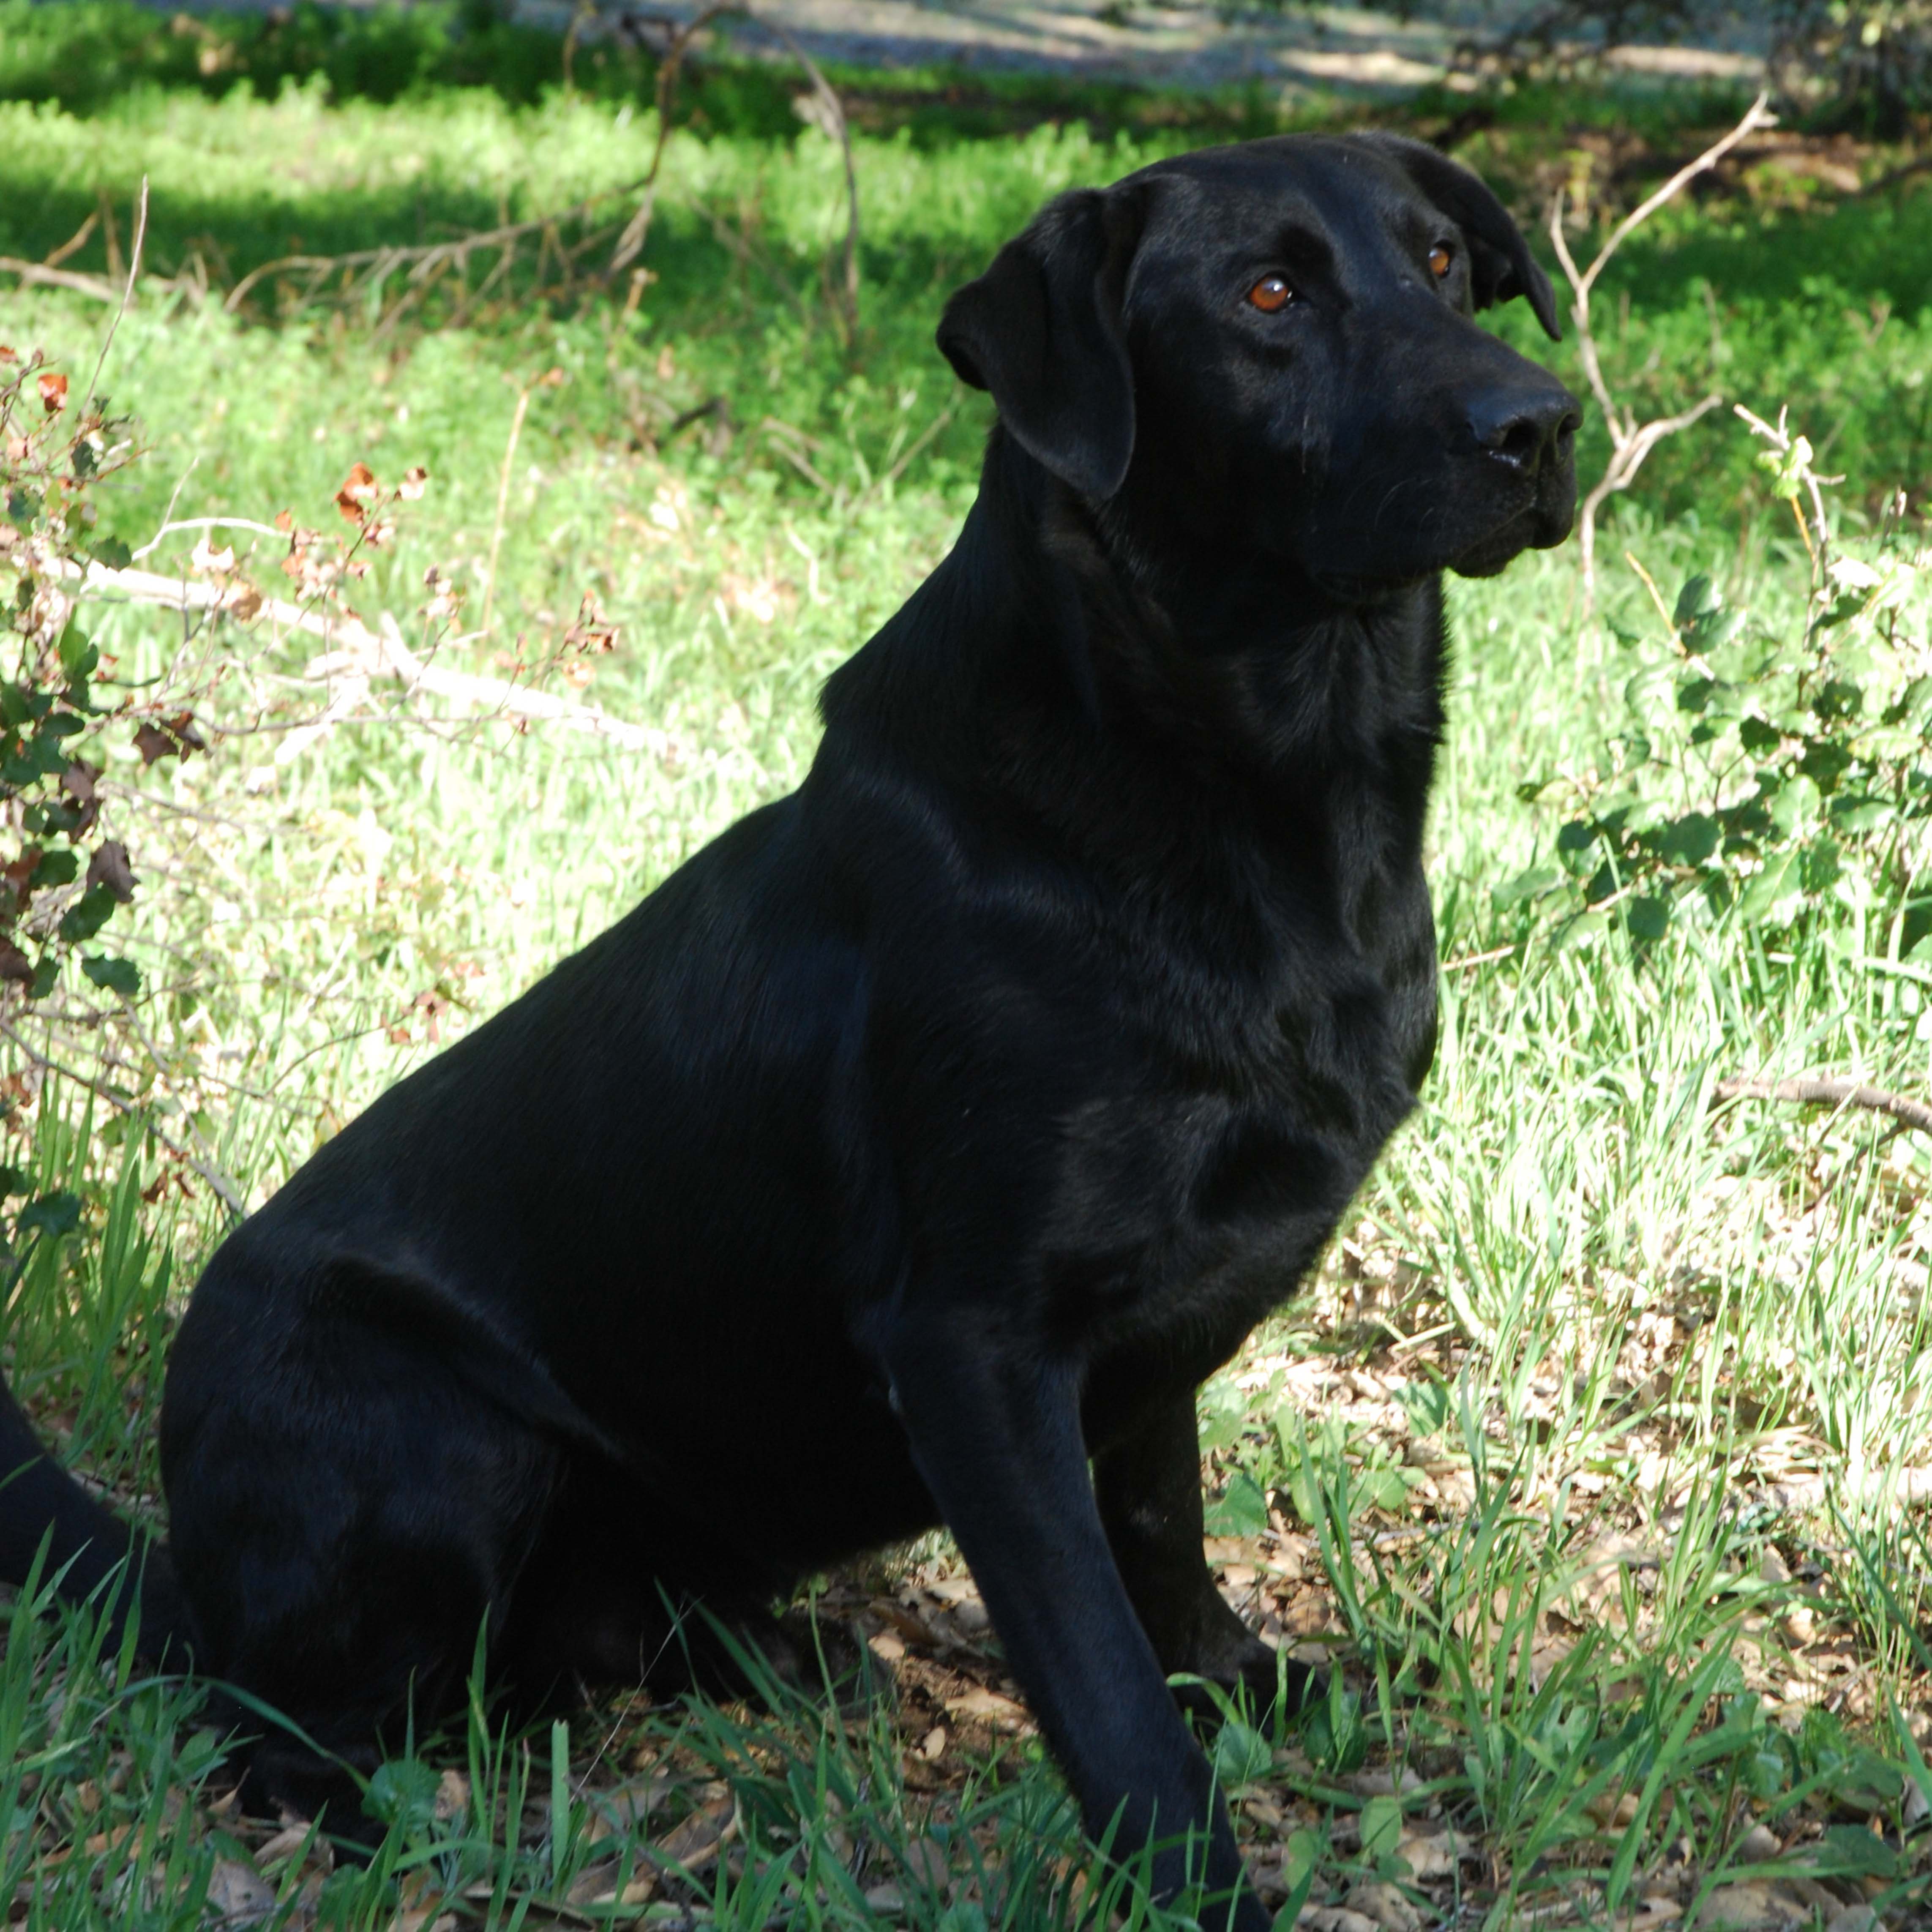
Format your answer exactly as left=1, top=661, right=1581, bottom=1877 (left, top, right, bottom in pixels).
left=1040, top=864, right=1430, bottom=1364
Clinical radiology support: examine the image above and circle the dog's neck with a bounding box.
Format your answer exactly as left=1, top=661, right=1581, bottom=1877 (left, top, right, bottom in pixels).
left=822, top=430, right=1447, bottom=821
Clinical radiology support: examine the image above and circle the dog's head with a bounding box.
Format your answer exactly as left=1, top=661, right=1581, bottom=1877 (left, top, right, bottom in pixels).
left=938, top=136, right=1579, bottom=592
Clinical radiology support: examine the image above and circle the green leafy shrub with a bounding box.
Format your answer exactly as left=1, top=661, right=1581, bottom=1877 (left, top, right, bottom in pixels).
left=0, top=346, right=158, bottom=1002
left=0, top=324, right=480, bottom=1019
left=0, top=0, right=555, bottom=113
left=1512, top=411, right=1932, bottom=961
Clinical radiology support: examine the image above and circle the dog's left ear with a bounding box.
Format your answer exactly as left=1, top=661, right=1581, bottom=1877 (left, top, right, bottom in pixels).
left=1351, top=134, right=1562, bottom=342
left=937, top=183, right=1149, bottom=500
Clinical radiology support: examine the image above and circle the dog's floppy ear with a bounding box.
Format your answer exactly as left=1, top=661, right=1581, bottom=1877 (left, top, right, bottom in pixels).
left=937, top=184, right=1148, bottom=500
left=1351, top=134, right=1562, bottom=342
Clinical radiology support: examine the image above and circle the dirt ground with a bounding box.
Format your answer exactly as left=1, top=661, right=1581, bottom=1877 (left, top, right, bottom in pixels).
left=170, top=0, right=1768, bottom=96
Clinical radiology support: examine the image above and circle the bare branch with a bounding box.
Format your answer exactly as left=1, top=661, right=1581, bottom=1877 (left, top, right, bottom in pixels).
left=608, top=5, right=860, bottom=341
left=0, top=257, right=122, bottom=303
left=222, top=183, right=643, bottom=317
left=44, top=209, right=101, bottom=271
left=1550, top=94, right=1776, bottom=618
left=757, top=16, right=862, bottom=342
left=0, top=1019, right=246, bottom=1216
left=1575, top=393, right=1722, bottom=603
left=130, top=517, right=289, bottom=564
left=609, top=4, right=729, bottom=276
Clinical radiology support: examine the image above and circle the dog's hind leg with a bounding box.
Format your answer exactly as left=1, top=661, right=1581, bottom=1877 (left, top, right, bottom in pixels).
left=162, top=1297, right=561, bottom=1829
left=1094, top=1391, right=1315, bottom=1721
left=499, top=1455, right=858, bottom=1712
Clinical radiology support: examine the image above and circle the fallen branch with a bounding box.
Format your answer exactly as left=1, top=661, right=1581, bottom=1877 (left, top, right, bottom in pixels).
left=1548, top=92, right=1776, bottom=617
left=1711, top=1074, right=1932, bottom=1136
left=1735, top=1464, right=1932, bottom=1520
left=70, top=560, right=671, bottom=757
left=221, top=181, right=646, bottom=318
left=0, top=257, right=123, bottom=303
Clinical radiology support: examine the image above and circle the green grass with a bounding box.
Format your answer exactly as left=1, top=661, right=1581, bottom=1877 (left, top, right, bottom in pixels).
left=2, top=5, right=1932, bottom=1928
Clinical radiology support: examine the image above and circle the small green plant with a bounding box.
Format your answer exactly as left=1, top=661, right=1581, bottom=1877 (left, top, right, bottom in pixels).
left=1199, top=1371, right=1424, bottom=1536
left=1513, top=409, right=1932, bottom=958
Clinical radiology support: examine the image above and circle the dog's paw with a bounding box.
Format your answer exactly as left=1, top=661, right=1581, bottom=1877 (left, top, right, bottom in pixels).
left=1172, top=1637, right=1320, bottom=1728
left=237, top=1738, right=383, bottom=1858
left=715, top=1605, right=870, bottom=1708
left=768, top=1607, right=866, bottom=1686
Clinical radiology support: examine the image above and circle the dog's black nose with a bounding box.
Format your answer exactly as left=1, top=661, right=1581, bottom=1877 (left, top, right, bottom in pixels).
left=1466, top=389, right=1580, bottom=477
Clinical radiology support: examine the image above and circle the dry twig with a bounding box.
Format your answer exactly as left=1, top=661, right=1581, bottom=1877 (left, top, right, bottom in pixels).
left=0, top=183, right=203, bottom=311
left=0, top=258, right=123, bottom=303
left=481, top=386, right=535, bottom=641
left=1547, top=93, right=1776, bottom=616
left=1711, top=1073, right=1932, bottom=1136
left=609, top=4, right=860, bottom=342
left=82, top=178, right=146, bottom=422
left=0, top=1019, right=246, bottom=1214
left=12, top=21, right=860, bottom=344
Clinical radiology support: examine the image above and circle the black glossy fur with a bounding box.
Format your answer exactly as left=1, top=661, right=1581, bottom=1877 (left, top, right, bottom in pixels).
left=0, top=135, right=1577, bottom=1928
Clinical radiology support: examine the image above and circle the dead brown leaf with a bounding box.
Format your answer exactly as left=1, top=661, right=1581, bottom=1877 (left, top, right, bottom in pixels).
left=1393, top=1828, right=1473, bottom=1880
left=1300, top=1909, right=1381, bottom=1932
left=1346, top=1879, right=1424, bottom=1932
left=86, top=840, right=135, bottom=903
left=251, top=1822, right=314, bottom=1869
left=1695, top=1880, right=1809, bottom=1927
left=336, top=462, right=378, bottom=523
left=132, top=722, right=178, bottom=765
left=649, top=1792, right=736, bottom=1872
left=207, top=1857, right=276, bottom=1927
left=942, top=1686, right=1029, bottom=1726
left=2, top=846, right=41, bottom=906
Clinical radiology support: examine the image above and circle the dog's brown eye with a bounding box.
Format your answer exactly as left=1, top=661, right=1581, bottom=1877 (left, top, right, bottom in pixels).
left=1428, top=244, right=1453, bottom=279
left=1247, top=275, right=1293, bottom=313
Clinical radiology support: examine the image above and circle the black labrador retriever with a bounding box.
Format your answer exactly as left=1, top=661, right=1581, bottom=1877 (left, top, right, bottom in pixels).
left=0, top=134, right=1576, bottom=1928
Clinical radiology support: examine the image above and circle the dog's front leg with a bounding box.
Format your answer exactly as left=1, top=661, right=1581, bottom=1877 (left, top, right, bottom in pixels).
left=1095, top=1389, right=1315, bottom=1720
left=880, top=1318, right=1266, bottom=1932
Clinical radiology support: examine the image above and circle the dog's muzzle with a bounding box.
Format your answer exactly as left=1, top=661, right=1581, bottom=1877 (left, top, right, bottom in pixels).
left=1447, top=380, right=1581, bottom=575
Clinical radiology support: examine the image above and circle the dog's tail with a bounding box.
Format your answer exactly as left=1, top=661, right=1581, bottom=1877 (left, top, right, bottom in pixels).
left=0, top=1370, right=190, bottom=1663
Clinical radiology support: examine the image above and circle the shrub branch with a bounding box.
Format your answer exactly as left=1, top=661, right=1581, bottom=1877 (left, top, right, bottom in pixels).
left=1548, top=93, right=1775, bottom=616
left=609, top=4, right=861, bottom=343
left=69, top=558, right=665, bottom=754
